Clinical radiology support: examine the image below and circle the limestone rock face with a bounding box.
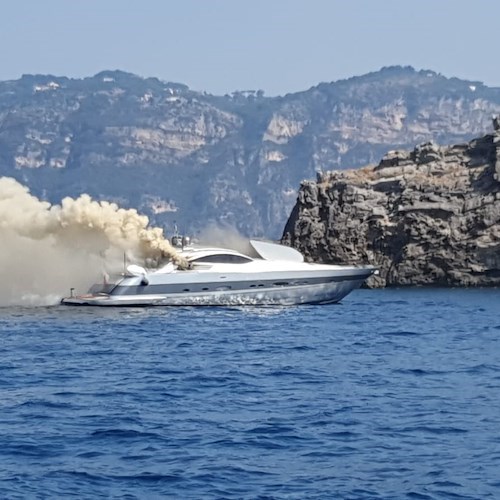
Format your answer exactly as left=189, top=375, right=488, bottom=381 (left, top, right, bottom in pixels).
left=282, top=122, right=500, bottom=287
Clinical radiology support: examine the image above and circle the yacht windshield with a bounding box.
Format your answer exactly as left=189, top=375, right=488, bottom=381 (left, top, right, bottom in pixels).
left=190, top=254, right=252, bottom=264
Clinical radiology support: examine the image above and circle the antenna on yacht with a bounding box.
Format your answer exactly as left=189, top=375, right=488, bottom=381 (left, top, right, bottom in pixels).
left=171, top=221, right=183, bottom=248
left=171, top=221, right=190, bottom=250
left=123, top=252, right=127, bottom=275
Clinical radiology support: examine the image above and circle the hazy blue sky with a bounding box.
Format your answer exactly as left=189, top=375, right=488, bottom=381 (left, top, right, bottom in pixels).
left=1, top=0, right=498, bottom=95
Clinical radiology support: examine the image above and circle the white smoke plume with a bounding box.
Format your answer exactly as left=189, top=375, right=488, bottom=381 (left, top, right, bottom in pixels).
left=196, top=222, right=256, bottom=257
left=0, top=177, right=186, bottom=306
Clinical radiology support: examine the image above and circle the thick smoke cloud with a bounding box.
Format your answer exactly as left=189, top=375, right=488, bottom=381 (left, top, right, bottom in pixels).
left=0, top=177, right=185, bottom=306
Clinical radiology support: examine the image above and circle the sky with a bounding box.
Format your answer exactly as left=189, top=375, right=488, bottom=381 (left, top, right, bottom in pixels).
left=1, top=0, right=499, bottom=96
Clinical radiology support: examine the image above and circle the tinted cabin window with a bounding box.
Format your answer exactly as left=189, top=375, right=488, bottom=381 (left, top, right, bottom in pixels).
left=191, top=254, right=252, bottom=264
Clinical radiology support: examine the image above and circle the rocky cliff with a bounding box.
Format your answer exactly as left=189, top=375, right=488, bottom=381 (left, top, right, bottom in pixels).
left=282, top=120, right=500, bottom=287
left=2, top=67, right=500, bottom=237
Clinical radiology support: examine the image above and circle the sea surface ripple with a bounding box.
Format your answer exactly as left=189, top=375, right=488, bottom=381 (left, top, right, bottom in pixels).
left=1, top=288, right=500, bottom=499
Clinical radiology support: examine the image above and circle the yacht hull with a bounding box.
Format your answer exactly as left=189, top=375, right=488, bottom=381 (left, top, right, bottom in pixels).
left=61, top=271, right=373, bottom=307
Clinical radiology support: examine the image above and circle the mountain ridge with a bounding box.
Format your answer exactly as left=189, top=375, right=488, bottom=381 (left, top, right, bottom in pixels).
left=1, top=66, right=500, bottom=237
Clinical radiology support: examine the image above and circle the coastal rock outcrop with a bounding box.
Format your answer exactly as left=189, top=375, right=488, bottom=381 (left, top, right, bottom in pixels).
left=282, top=120, right=500, bottom=287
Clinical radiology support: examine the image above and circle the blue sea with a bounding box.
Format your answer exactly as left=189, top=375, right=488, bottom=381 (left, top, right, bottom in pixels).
left=1, top=288, right=499, bottom=499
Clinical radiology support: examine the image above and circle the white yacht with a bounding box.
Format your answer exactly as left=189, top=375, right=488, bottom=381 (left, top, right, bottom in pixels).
left=61, top=239, right=376, bottom=306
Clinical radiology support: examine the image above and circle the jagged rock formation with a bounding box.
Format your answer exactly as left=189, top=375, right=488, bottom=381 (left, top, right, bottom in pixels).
left=2, top=67, right=500, bottom=237
left=282, top=120, right=500, bottom=287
